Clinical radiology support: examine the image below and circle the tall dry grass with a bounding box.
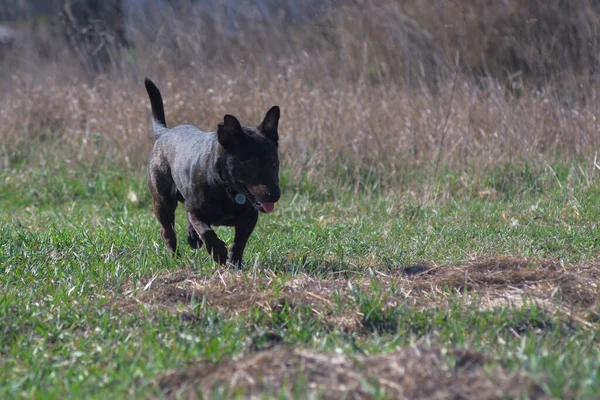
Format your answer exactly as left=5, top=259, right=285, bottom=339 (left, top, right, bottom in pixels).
left=1, top=0, right=599, bottom=194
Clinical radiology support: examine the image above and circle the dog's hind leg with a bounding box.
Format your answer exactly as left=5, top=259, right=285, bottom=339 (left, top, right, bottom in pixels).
left=148, top=157, right=180, bottom=255
left=153, top=197, right=178, bottom=255
left=186, top=219, right=203, bottom=249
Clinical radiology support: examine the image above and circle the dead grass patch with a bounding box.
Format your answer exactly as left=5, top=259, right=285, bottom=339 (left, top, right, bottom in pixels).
left=107, top=257, right=599, bottom=328
left=401, top=257, right=600, bottom=325
left=156, top=344, right=545, bottom=400
left=110, top=269, right=347, bottom=314
left=112, top=257, right=596, bottom=397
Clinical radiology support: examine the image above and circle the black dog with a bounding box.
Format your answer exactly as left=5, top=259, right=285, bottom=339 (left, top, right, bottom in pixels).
left=144, top=78, right=281, bottom=266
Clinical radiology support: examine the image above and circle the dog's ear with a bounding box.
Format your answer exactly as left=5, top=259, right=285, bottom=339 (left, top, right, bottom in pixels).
left=258, top=106, right=280, bottom=144
left=217, top=114, right=243, bottom=147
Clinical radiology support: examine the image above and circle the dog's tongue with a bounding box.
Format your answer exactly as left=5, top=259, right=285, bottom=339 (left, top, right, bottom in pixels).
left=260, top=202, right=275, bottom=213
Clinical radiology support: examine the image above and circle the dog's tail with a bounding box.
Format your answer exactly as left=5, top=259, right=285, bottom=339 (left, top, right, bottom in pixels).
left=144, top=78, right=168, bottom=138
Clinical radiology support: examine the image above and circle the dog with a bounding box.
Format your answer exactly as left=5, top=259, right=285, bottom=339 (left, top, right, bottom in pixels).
left=144, top=78, right=281, bottom=266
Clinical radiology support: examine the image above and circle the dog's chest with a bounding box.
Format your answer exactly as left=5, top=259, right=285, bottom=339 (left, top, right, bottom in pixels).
left=191, top=192, right=253, bottom=227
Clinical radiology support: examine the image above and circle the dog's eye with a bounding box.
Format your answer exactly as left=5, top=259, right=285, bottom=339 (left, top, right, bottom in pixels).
left=271, top=161, right=278, bottom=168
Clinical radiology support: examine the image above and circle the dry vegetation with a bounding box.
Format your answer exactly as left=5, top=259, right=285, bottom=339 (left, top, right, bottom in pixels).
left=1, top=0, right=599, bottom=192
left=158, top=346, right=544, bottom=399
left=2, top=2, right=600, bottom=398
left=111, top=257, right=600, bottom=331
left=111, top=256, right=598, bottom=398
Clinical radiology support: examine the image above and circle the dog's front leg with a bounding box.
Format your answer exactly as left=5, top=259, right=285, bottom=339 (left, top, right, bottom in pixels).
left=228, top=211, right=258, bottom=267
left=188, top=213, right=228, bottom=265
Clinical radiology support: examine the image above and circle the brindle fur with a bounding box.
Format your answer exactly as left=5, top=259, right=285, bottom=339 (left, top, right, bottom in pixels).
left=144, top=78, right=281, bottom=266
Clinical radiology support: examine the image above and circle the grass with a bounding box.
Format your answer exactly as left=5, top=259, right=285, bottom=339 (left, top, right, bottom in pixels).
left=2, top=2, right=600, bottom=397
left=1, top=163, right=599, bottom=398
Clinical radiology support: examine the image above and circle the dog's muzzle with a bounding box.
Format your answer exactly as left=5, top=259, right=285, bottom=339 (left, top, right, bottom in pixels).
left=245, top=185, right=280, bottom=213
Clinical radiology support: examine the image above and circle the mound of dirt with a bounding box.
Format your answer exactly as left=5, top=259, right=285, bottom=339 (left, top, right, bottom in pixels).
left=402, top=257, right=599, bottom=326
left=158, top=345, right=544, bottom=399
left=108, top=268, right=348, bottom=316
left=107, top=257, right=600, bottom=328
left=112, top=257, right=596, bottom=398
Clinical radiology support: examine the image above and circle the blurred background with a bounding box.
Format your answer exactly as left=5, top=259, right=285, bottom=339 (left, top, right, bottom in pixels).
left=1, top=0, right=599, bottom=193
left=1, top=0, right=597, bottom=88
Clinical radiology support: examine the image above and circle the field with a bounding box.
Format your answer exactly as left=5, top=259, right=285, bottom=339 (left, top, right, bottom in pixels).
left=1, top=1, right=600, bottom=399
left=2, top=165, right=600, bottom=398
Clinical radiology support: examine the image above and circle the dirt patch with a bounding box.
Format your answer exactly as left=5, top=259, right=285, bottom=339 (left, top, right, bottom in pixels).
left=106, top=257, right=600, bottom=327
left=113, top=257, right=595, bottom=398
left=407, top=257, right=577, bottom=295
left=108, top=269, right=348, bottom=314
left=400, top=257, right=599, bottom=325
left=157, top=344, right=545, bottom=399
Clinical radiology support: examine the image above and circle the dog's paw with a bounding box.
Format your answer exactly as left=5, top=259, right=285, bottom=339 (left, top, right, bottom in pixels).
left=206, top=241, right=228, bottom=265
left=187, top=223, right=203, bottom=249
left=187, top=235, right=203, bottom=250
left=226, top=258, right=244, bottom=269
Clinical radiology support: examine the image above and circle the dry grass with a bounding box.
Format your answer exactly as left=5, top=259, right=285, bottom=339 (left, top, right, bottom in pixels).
left=1, top=1, right=599, bottom=193
left=108, top=256, right=598, bottom=398
left=157, top=345, right=544, bottom=399
left=2, top=4, right=599, bottom=397
left=2, top=68, right=599, bottom=192
left=109, top=257, right=600, bottom=329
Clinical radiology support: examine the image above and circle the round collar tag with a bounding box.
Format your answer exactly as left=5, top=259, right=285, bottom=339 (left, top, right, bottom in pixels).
left=235, top=194, right=246, bottom=205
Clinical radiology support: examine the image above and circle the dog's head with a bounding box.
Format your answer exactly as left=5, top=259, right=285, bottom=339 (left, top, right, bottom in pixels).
left=217, top=106, right=281, bottom=213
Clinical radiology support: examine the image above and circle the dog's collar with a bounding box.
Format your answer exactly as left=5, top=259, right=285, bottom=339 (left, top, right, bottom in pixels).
left=226, top=186, right=251, bottom=206
left=227, top=185, right=264, bottom=212
left=218, top=163, right=250, bottom=206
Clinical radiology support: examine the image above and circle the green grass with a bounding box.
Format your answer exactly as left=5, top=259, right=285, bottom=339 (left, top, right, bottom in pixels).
left=1, top=163, right=599, bottom=398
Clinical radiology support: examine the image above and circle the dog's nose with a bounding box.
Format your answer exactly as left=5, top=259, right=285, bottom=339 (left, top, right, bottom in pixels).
left=267, top=190, right=281, bottom=202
